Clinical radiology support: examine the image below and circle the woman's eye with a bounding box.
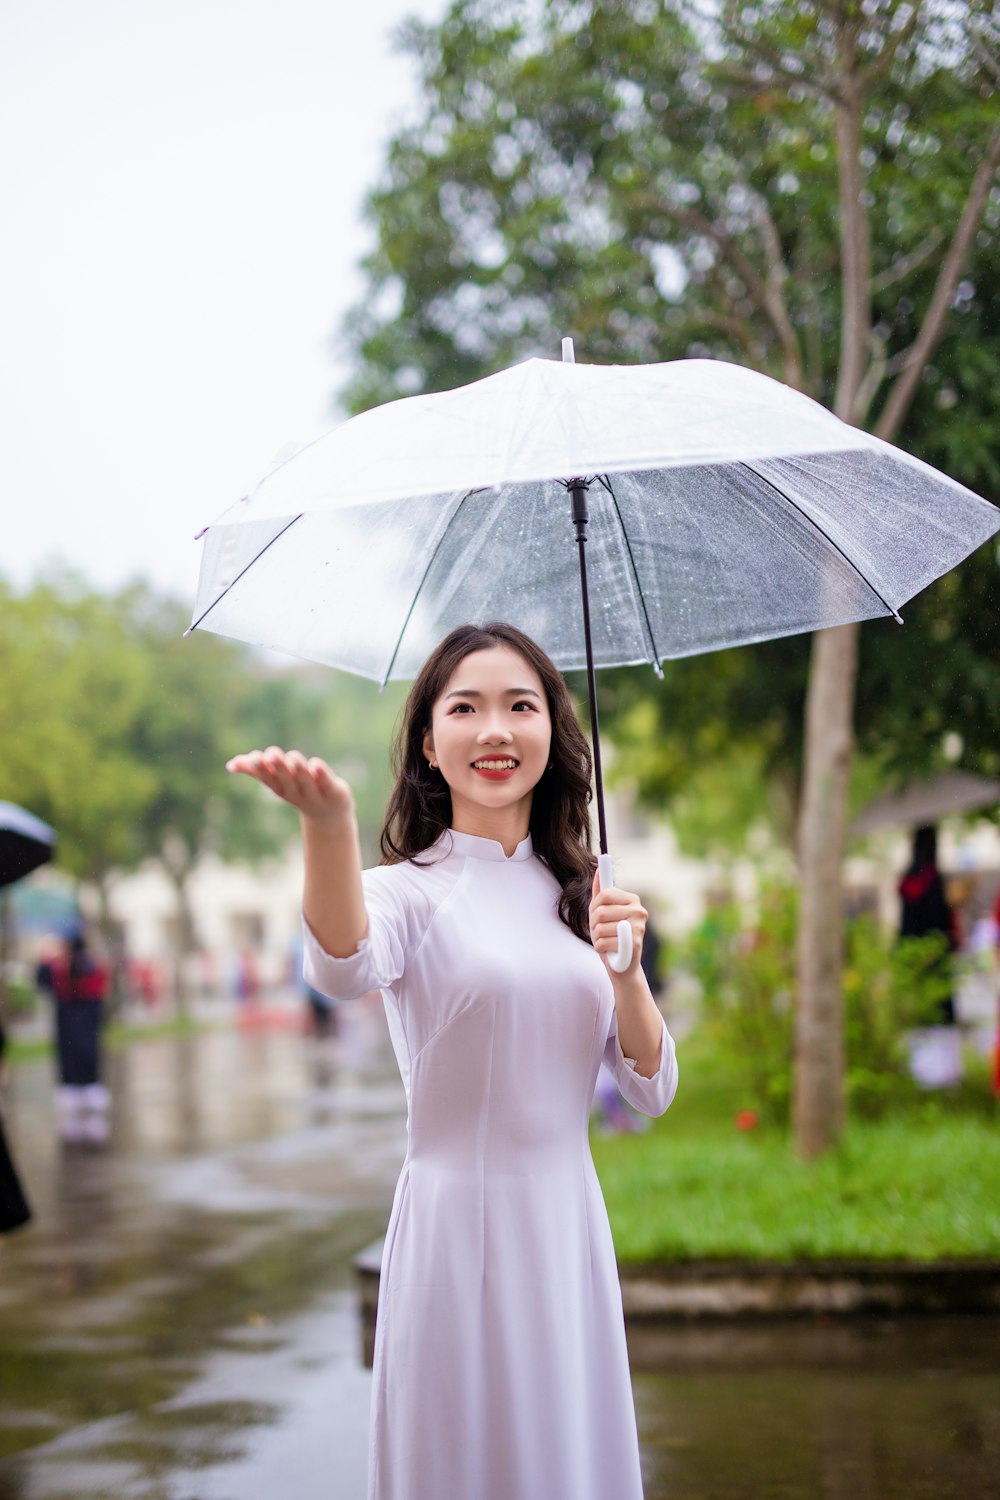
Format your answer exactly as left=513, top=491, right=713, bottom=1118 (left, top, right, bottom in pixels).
left=449, top=703, right=474, bottom=714
left=512, top=701, right=536, bottom=712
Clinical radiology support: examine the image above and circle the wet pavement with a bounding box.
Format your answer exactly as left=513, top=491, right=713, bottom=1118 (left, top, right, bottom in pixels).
left=631, top=1320, right=1000, bottom=1500
left=1, top=999, right=998, bottom=1500
left=0, top=1000, right=402, bottom=1500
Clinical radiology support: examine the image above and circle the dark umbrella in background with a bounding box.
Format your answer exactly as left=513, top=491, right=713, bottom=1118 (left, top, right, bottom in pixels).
left=0, top=799, right=57, bottom=1014
left=0, top=802, right=57, bottom=888
left=0, top=803, right=50, bottom=1233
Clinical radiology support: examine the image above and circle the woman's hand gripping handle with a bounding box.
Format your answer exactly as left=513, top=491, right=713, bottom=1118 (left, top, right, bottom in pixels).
left=595, top=854, right=635, bottom=975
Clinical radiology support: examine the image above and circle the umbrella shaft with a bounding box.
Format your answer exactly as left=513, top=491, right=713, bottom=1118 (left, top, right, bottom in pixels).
left=570, top=482, right=609, bottom=857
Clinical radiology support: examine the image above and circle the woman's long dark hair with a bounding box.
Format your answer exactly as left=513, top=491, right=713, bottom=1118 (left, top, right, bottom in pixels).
left=380, top=622, right=596, bottom=943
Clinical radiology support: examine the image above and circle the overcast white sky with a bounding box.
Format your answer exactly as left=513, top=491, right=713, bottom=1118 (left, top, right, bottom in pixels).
left=1, top=0, right=445, bottom=604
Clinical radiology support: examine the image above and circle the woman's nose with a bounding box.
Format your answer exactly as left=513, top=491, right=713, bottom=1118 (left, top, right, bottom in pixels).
left=476, top=723, right=513, bottom=744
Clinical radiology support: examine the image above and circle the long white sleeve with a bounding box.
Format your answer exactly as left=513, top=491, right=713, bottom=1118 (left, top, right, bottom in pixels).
left=303, top=865, right=412, bottom=1001
left=602, top=1011, right=678, bottom=1117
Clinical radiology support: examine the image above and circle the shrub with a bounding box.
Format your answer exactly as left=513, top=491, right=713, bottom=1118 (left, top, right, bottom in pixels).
left=3, top=977, right=39, bottom=1018
left=683, top=883, right=795, bottom=1121
left=843, top=920, right=953, bottom=1114
left=680, top=888, right=959, bottom=1120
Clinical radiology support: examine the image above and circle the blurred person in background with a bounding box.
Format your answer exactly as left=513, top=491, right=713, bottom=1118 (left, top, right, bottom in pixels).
left=899, top=825, right=962, bottom=1088
left=36, top=931, right=110, bottom=1144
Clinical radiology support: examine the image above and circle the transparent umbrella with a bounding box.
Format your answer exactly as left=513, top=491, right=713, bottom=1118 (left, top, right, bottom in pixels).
left=852, top=771, right=1000, bottom=835
left=188, top=346, right=1000, bottom=968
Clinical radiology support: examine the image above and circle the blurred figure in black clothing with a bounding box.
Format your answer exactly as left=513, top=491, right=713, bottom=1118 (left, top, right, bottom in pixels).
left=0, top=1015, right=31, bottom=1232
left=898, top=824, right=959, bottom=1025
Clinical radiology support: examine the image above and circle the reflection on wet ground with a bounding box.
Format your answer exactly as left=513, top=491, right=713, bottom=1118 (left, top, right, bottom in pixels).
left=632, top=1320, right=1000, bottom=1500
left=0, top=1002, right=402, bottom=1499
left=1, top=1001, right=998, bottom=1499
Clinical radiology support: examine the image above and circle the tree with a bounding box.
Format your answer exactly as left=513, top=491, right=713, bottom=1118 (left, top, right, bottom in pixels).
left=0, top=576, right=157, bottom=1016
left=341, top=0, right=999, bottom=1155
left=0, top=578, right=308, bottom=1013
left=0, top=576, right=158, bottom=893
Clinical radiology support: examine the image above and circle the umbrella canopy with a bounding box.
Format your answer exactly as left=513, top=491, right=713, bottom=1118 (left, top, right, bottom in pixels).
left=0, top=802, right=57, bottom=889
left=189, top=356, right=1000, bottom=683
left=852, top=771, right=1000, bottom=835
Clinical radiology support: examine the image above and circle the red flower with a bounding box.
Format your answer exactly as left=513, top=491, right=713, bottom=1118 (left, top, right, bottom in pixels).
left=734, top=1109, right=759, bottom=1131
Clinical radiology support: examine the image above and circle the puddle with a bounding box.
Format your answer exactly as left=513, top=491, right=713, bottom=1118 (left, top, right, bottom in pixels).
left=632, top=1316, right=1000, bottom=1500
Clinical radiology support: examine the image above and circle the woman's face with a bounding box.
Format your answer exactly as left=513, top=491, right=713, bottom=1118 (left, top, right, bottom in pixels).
left=423, top=646, right=553, bottom=831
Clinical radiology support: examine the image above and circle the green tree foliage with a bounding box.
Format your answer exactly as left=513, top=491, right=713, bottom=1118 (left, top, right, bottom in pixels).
left=0, top=575, right=157, bottom=885
left=0, top=577, right=409, bottom=998
left=343, top=0, right=1000, bottom=832
left=346, top=1, right=996, bottom=411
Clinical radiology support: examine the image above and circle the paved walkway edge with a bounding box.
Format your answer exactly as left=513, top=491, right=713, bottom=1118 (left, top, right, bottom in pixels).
left=617, top=1259, right=1000, bottom=1318
left=355, top=1240, right=1000, bottom=1330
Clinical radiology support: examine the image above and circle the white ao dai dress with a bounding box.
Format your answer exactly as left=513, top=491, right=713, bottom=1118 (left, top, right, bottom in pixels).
left=304, top=828, right=678, bottom=1500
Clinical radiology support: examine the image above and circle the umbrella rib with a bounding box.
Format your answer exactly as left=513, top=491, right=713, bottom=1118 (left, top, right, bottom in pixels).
left=742, top=463, right=904, bottom=624
left=379, top=489, right=478, bottom=689
left=186, top=516, right=304, bottom=635
left=596, top=474, right=664, bottom=675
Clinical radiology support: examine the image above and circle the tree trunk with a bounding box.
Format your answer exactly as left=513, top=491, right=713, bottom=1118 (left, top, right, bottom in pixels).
left=831, top=79, right=870, bottom=425
left=793, top=620, right=859, bottom=1157
left=792, top=94, right=999, bottom=1158
left=793, top=55, right=870, bottom=1158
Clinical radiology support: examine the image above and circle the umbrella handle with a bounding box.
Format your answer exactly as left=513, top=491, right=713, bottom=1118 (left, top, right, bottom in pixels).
left=597, top=853, right=634, bottom=975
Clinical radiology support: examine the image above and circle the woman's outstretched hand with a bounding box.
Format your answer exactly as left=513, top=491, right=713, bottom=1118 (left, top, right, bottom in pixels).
left=226, top=747, right=354, bottom=828
left=589, top=870, right=646, bottom=979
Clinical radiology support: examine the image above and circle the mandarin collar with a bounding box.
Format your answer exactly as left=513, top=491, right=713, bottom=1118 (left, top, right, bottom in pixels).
left=435, top=828, right=534, bottom=863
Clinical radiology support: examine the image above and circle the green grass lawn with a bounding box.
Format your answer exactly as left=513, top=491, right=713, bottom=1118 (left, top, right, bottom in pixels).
left=593, top=1028, right=1000, bottom=1263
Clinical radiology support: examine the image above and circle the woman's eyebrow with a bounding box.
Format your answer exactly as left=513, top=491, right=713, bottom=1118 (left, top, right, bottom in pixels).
left=444, top=687, right=541, bottom=700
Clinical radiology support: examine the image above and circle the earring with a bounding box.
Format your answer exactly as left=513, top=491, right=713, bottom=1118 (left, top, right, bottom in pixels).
left=429, top=759, right=438, bottom=770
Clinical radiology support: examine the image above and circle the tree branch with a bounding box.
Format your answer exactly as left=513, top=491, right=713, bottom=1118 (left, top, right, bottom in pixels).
left=832, top=73, right=872, bottom=422
left=870, top=229, right=944, bottom=294
left=712, top=57, right=835, bottom=104
left=875, top=124, right=1000, bottom=442
left=686, top=306, right=759, bottom=361
left=861, top=2, right=924, bottom=85
left=852, top=328, right=889, bottom=429
left=715, top=11, right=837, bottom=101
left=968, top=15, right=1000, bottom=86
left=746, top=185, right=805, bottom=389
left=643, top=195, right=804, bottom=387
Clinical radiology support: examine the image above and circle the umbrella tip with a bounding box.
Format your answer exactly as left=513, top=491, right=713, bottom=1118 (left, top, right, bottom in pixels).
left=561, top=337, right=575, bottom=364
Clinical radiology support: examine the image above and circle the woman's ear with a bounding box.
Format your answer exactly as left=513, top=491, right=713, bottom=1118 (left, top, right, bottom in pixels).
left=421, top=729, right=435, bottom=765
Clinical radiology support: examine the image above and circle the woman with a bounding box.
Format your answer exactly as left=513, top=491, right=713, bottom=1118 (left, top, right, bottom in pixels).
left=228, top=622, right=678, bottom=1500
